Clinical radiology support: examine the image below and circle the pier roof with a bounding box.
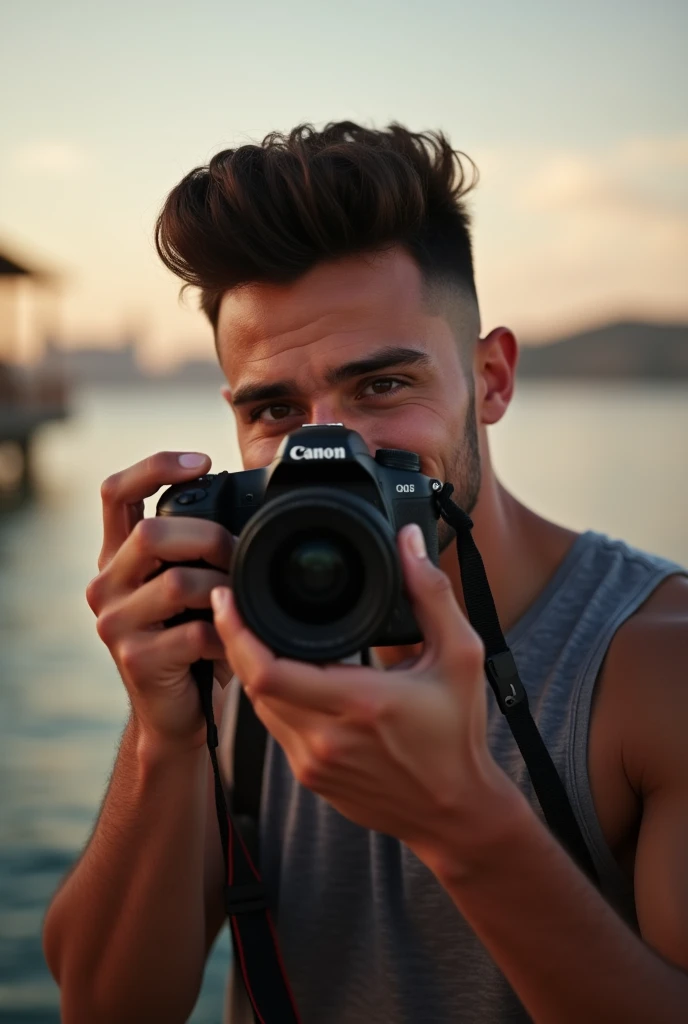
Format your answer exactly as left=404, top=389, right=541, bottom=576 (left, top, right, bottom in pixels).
left=0, top=244, right=58, bottom=282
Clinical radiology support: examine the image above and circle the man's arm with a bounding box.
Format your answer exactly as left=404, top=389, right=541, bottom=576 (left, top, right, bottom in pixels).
left=44, top=673, right=231, bottom=1024
left=43, top=451, right=237, bottom=1023
left=424, top=578, right=688, bottom=1024
left=612, top=576, right=688, bottom=970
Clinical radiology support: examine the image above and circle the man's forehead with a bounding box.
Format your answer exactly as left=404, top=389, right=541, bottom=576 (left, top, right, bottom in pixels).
left=216, top=249, right=427, bottom=351
left=215, top=250, right=478, bottom=392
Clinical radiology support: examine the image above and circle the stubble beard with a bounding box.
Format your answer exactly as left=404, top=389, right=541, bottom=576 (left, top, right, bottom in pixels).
left=437, top=389, right=482, bottom=554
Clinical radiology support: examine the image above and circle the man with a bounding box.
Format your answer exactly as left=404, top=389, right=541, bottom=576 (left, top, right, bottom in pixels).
left=43, top=122, right=688, bottom=1023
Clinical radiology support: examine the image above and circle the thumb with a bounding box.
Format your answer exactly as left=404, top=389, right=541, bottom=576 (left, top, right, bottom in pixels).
left=398, top=524, right=484, bottom=674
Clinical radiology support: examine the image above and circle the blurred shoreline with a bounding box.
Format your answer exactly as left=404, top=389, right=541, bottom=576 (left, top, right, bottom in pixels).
left=22, top=318, right=688, bottom=389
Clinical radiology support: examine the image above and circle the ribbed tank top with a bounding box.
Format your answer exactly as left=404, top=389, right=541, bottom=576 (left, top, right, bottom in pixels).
left=218, top=529, right=686, bottom=1024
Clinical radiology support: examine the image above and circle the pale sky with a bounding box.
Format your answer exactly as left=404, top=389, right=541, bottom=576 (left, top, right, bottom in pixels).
left=1, top=0, right=686, bottom=368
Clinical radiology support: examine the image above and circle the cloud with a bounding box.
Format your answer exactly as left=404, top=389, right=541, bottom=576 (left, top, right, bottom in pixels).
left=614, top=134, right=688, bottom=170
left=520, top=155, right=624, bottom=210
left=517, top=133, right=688, bottom=221
left=473, top=133, right=688, bottom=336
left=10, top=142, right=93, bottom=176
left=511, top=134, right=688, bottom=275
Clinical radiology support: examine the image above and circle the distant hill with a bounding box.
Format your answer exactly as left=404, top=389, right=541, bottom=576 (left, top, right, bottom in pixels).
left=39, top=339, right=225, bottom=387
left=36, top=319, right=688, bottom=385
left=518, top=321, right=688, bottom=380
left=41, top=339, right=144, bottom=385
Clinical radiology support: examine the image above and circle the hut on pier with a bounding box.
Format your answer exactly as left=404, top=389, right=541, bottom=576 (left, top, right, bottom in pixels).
left=0, top=242, right=68, bottom=500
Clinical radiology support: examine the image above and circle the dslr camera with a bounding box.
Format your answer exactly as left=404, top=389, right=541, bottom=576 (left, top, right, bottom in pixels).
left=157, top=425, right=443, bottom=663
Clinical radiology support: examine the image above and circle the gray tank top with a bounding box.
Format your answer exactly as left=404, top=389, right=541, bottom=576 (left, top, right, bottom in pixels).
left=217, top=529, right=685, bottom=1023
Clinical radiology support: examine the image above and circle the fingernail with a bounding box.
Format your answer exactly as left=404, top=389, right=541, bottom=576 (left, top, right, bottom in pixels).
left=178, top=452, right=207, bottom=469
left=210, top=587, right=230, bottom=613
left=406, top=523, right=427, bottom=559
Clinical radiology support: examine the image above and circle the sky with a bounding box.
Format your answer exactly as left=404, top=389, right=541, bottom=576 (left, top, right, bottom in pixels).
left=1, top=0, right=687, bottom=368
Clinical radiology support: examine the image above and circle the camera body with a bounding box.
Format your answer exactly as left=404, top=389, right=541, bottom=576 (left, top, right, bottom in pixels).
left=157, top=425, right=443, bottom=662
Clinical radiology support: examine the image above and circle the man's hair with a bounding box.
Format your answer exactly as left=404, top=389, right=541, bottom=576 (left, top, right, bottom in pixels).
left=155, top=121, right=480, bottom=332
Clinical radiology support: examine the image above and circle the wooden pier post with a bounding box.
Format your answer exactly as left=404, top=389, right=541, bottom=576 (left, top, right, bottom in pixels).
left=0, top=243, right=68, bottom=505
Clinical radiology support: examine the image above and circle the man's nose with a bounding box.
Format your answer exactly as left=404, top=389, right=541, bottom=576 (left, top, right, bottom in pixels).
left=305, top=404, right=376, bottom=456
left=306, top=399, right=346, bottom=427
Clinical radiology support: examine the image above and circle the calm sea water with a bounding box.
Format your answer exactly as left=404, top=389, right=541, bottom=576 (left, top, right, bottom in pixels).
left=0, top=382, right=686, bottom=1023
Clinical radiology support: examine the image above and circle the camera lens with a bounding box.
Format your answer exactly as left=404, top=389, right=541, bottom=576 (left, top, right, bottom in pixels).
left=231, top=486, right=400, bottom=662
left=271, top=531, right=364, bottom=624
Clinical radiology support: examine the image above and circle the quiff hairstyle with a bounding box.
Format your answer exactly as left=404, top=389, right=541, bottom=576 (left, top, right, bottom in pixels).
left=155, top=121, right=480, bottom=333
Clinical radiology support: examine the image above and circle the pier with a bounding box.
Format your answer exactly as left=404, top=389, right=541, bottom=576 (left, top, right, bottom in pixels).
left=0, top=246, right=69, bottom=503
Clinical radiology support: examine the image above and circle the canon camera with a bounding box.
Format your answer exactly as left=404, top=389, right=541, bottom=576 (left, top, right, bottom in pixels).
left=156, top=425, right=443, bottom=662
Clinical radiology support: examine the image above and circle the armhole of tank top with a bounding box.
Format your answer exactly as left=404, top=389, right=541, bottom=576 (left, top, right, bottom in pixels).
left=566, top=567, right=685, bottom=893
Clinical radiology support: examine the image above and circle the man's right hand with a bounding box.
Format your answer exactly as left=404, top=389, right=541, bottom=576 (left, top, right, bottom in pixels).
left=86, top=451, right=234, bottom=752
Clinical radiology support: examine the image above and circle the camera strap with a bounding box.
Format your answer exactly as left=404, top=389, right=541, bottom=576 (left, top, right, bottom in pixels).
left=192, top=659, right=302, bottom=1024
left=434, top=483, right=597, bottom=881
left=193, top=488, right=597, bottom=1022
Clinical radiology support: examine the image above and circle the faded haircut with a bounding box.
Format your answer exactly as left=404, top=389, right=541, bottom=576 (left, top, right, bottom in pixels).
left=155, top=121, right=481, bottom=339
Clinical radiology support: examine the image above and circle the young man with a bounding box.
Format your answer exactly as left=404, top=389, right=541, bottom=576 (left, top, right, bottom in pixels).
left=43, top=122, right=688, bottom=1023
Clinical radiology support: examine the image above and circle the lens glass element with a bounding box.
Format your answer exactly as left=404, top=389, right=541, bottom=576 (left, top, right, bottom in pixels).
left=270, top=530, right=364, bottom=624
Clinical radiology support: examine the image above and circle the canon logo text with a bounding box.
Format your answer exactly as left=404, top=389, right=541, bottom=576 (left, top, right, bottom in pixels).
left=289, top=445, right=347, bottom=461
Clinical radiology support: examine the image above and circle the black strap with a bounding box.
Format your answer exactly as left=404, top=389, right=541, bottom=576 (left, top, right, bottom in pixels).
left=434, top=483, right=598, bottom=882
left=232, top=688, right=269, bottom=863
left=191, top=660, right=302, bottom=1024
left=233, top=687, right=269, bottom=821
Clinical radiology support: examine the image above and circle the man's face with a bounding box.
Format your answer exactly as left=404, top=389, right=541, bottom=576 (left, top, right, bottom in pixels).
left=216, top=247, right=482, bottom=553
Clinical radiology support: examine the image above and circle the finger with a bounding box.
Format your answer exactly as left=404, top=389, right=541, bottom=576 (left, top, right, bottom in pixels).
left=398, top=524, right=484, bottom=673
left=245, top=696, right=308, bottom=775
left=100, top=516, right=233, bottom=597
left=118, top=619, right=227, bottom=684
left=210, top=587, right=380, bottom=714
left=209, top=585, right=278, bottom=688
left=96, top=567, right=231, bottom=645
left=250, top=700, right=375, bottom=803
left=99, top=451, right=211, bottom=569
left=246, top=684, right=332, bottom=740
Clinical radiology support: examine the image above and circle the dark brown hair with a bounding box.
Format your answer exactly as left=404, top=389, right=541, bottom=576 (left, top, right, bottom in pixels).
left=155, top=121, right=480, bottom=332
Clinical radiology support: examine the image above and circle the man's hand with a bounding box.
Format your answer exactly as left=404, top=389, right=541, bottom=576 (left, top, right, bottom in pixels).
left=210, top=522, right=519, bottom=866
left=86, top=451, right=235, bottom=752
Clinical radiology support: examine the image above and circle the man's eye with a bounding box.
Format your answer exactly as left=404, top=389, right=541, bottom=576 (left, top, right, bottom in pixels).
left=248, top=379, right=406, bottom=423
left=249, top=404, right=298, bottom=423
left=360, top=377, right=407, bottom=397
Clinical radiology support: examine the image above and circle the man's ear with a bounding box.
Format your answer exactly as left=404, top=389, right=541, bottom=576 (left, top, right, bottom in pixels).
left=220, top=385, right=233, bottom=407
left=475, top=326, right=518, bottom=427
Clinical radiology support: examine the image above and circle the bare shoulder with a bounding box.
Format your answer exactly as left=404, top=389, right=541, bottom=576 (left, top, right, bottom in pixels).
left=596, top=572, right=688, bottom=968
left=585, top=572, right=688, bottom=872
left=595, top=572, right=688, bottom=795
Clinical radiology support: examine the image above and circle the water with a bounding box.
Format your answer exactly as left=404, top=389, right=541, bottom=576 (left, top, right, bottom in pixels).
left=0, top=382, right=686, bottom=1023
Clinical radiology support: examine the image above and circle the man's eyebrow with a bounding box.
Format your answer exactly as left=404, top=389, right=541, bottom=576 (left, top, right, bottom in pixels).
left=324, top=346, right=431, bottom=386
left=231, top=380, right=298, bottom=407
left=231, top=347, right=431, bottom=407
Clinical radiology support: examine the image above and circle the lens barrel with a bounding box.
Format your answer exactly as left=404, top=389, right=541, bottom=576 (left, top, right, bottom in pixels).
left=231, top=487, right=400, bottom=661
